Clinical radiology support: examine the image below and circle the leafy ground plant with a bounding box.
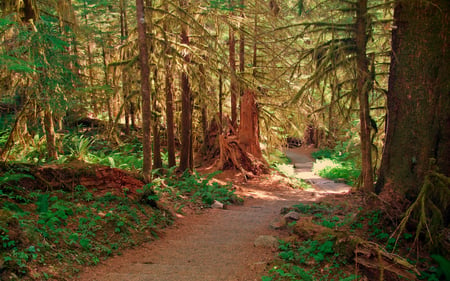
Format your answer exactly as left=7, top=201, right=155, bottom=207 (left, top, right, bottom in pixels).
left=311, top=147, right=361, bottom=186
left=0, top=168, right=172, bottom=280
left=0, top=165, right=242, bottom=280
left=263, top=200, right=448, bottom=281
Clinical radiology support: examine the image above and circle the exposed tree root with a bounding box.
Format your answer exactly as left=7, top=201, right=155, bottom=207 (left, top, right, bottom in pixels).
left=353, top=237, right=420, bottom=280
left=215, top=135, right=268, bottom=179
left=390, top=165, right=450, bottom=255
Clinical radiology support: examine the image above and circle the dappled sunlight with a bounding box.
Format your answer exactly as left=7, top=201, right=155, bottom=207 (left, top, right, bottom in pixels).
left=244, top=189, right=290, bottom=201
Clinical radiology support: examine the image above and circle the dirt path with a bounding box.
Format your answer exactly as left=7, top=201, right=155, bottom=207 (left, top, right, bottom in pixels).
left=76, top=149, right=350, bottom=281
left=284, top=148, right=351, bottom=194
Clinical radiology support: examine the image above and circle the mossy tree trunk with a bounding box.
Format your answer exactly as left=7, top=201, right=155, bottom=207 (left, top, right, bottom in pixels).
left=163, top=0, right=176, bottom=168
left=375, top=0, right=450, bottom=200
left=152, top=69, right=162, bottom=170
left=229, top=24, right=238, bottom=128
left=136, top=0, right=152, bottom=182
left=179, top=0, right=192, bottom=172
left=44, top=108, right=58, bottom=160
left=355, top=0, right=374, bottom=192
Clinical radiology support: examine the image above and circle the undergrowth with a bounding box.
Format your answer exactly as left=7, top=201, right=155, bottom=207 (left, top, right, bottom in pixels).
left=263, top=202, right=448, bottom=281
left=0, top=166, right=240, bottom=280
left=311, top=141, right=361, bottom=186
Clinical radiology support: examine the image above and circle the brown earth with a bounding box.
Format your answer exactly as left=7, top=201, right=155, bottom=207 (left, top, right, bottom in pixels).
left=75, top=148, right=351, bottom=281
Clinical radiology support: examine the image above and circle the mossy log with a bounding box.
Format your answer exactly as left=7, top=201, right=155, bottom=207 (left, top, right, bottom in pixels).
left=293, top=218, right=420, bottom=280
left=1, top=162, right=144, bottom=198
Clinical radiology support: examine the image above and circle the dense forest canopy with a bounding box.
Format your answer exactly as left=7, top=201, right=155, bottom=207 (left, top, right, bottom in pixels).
left=0, top=0, right=392, bottom=161
left=0, top=0, right=449, bottom=278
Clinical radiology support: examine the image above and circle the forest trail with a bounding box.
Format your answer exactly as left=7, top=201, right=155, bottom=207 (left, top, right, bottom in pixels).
left=284, top=148, right=351, bottom=194
left=76, top=149, right=350, bottom=281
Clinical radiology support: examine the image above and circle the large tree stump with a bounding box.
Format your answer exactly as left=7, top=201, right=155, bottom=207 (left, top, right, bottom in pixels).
left=215, top=135, right=267, bottom=178
left=238, top=89, right=264, bottom=160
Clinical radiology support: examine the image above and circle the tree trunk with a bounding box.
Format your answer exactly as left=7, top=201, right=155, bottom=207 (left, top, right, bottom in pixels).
left=44, top=108, right=58, bottom=160
left=120, top=0, right=130, bottom=135
left=179, top=0, right=192, bottom=172
left=164, top=57, right=176, bottom=168
left=356, top=0, right=373, bottom=192
left=239, top=0, right=245, bottom=97
left=376, top=0, right=450, bottom=199
left=136, top=0, right=152, bottom=182
left=229, top=25, right=238, bottom=128
left=152, top=69, right=162, bottom=170
left=219, top=70, right=223, bottom=132
left=163, top=0, right=176, bottom=168
left=238, top=89, right=264, bottom=161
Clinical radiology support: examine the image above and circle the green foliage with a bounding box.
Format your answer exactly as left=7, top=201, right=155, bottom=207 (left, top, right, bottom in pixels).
left=89, top=138, right=143, bottom=171
left=429, top=255, right=450, bottom=281
left=163, top=170, right=241, bottom=206
left=0, top=170, right=172, bottom=279
left=208, top=0, right=244, bottom=11
left=312, top=142, right=361, bottom=186
left=264, top=238, right=357, bottom=281
left=63, top=135, right=95, bottom=161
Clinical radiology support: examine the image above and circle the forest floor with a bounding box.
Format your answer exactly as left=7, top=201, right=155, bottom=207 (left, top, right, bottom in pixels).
left=75, top=147, right=352, bottom=281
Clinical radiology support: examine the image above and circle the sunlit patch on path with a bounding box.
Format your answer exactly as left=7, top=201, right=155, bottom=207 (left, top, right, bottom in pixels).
left=284, top=148, right=351, bottom=194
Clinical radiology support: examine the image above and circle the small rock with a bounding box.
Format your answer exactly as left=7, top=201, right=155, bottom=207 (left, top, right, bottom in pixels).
left=284, top=211, right=301, bottom=221
left=254, top=235, right=279, bottom=248
left=270, top=218, right=286, bottom=230
left=211, top=200, right=224, bottom=209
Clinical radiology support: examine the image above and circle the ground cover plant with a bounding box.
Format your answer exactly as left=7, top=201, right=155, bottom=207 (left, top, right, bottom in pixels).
left=0, top=159, right=240, bottom=280
left=263, top=200, right=449, bottom=281
left=311, top=141, right=361, bottom=186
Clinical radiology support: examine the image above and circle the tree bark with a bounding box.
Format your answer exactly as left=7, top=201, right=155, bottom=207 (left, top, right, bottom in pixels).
left=136, top=0, right=152, bottom=182
left=152, top=69, right=162, bottom=170
left=44, top=108, right=58, bottom=160
left=238, top=89, right=264, bottom=161
left=375, top=0, right=450, bottom=199
left=179, top=0, right=192, bottom=172
left=163, top=0, right=176, bottom=168
left=356, top=0, right=374, bottom=192
left=239, top=0, right=245, bottom=97
left=120, top=0, right=131, bottom=135
left=229, top=25, right=238, bottom=128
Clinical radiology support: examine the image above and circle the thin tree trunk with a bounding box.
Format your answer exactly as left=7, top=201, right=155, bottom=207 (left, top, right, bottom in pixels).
left=356, top=0, right=373, bottom=192
left=44, top=108, right=58, bottom=160
left=229, top=25, right=238, bottom=128
left=102, top=47, right=114, bottom=124
left=163, top=0, right=176, bottom=168
left=120, top=0, right=131, bottom=135
left=164, top=55, right=176, bottom=168
left=136, top=0, right=152, bottom=182
left=252, top=10, right=257, bottom=77
left=219, top=70, right=223, bottom=133
left=83, top=1, right=97, bottom=115
left=179, top=0, right=192, bottom=172
left=239, top=0, right=245, bottom=96
left=152, top=69, right=162, bottom=170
